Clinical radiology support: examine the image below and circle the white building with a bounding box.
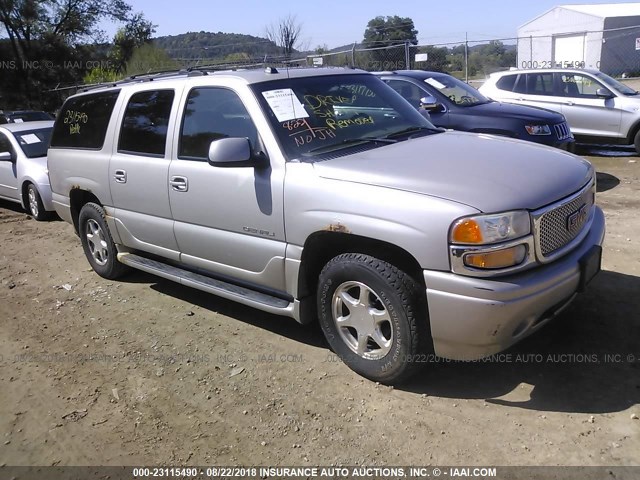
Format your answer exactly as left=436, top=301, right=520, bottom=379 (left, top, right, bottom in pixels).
left=517, top=3, right=640, bottom=75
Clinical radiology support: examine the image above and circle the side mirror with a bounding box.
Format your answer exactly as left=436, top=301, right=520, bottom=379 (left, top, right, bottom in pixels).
left=207, top=137, right=266, bottom=168
left=596, top=88, right=614, bottom=99
left=419, top=95, right=445, bottom=113
left=0, top=151, right=13, bottom=162
left=419, top=110, right=432, bottom=121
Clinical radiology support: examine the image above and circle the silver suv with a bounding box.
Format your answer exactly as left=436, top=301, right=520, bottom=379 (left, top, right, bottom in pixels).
left=480, top=68, right=640, bottom=154
left=48, top=68, right=605, bottom=383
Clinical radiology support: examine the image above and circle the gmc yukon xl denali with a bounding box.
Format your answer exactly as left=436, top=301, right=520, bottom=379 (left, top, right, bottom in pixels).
left=47, top=68, right=605, bottom=383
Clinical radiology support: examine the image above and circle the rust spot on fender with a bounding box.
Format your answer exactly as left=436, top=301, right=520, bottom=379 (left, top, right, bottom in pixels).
left=325, top=223, right=350, bottom=234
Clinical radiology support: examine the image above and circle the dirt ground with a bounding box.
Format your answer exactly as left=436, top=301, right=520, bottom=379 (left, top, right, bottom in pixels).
left=0, top=147, right=638, bottom=468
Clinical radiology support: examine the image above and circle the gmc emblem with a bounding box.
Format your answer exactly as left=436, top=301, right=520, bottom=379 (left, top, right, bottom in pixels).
left=567, top=204, right=588, bottom=230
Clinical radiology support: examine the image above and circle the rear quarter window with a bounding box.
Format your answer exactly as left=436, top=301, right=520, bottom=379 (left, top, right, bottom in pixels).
left=50, top=90, right=120, bottom=149
left=496, top=75, right=517, bottom=92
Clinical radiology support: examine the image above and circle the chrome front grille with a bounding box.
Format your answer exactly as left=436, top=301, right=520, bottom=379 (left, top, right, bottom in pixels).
left=553, top=122, right=572, bottom=140
left=534, top=181, right=594, bottom=261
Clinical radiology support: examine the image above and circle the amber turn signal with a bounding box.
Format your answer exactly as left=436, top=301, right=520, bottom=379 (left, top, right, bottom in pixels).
left=464, top=245, right=527, bottom=269
left=451, top=219, right=483, bottom=244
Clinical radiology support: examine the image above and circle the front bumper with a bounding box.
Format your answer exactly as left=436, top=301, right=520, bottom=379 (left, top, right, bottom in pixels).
left=554, top=137, right=575, bottom=151
left=424, top=206, right=605, bottom=360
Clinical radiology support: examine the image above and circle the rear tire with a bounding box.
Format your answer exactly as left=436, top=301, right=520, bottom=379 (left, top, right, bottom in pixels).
left=78, top=202, right=129, bottom=279
left=317, top=253, right=430, bottom=384
left=26, top=183, right=51, bottom=221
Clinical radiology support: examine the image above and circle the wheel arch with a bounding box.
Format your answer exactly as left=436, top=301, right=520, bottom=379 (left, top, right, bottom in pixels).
left=296, top=231, right=426, bottom=324
left=69, top=189, right=102, bottom=234
left=627, top=118, right=640, bottom=146
left=20, top=179, right=34, bottom=210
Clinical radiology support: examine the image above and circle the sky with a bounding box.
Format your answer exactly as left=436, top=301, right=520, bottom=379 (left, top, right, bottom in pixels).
left=105, top=0, right=639, bottom=48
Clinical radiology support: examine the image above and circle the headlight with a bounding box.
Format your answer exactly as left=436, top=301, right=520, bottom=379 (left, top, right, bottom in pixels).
left=450, top=211, right=531, bottom=245
left=525, top=124, right=551, bottom=136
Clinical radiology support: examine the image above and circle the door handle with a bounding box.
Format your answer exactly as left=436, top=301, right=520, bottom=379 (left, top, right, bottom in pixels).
left=114, top=169, right=127, bottom=183
left=565, top=101, right=575, bottom=106
left=170, top=176, right=188, bottom=192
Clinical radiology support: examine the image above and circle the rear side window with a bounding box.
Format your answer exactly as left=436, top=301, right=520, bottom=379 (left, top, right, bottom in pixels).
left=50, top=90, right=120, bottom=149
left=526, top=73, right=554, bottom=96
left=118, top=90, right=175, bottom=157
left=496, top=75, right=517, bottom=92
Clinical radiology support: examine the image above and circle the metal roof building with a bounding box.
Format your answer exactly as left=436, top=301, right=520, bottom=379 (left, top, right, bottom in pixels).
left=517, top=3, right=640, bottom=75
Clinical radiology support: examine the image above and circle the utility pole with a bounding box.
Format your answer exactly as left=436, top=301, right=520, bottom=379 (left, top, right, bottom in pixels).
left=404, top=40, right=410, bottom=69
left=465, top=32, right=469, bottom=83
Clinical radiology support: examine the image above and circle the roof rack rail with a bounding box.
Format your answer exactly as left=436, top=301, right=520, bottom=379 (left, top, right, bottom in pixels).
left=75, top=68, right=202, bottom=92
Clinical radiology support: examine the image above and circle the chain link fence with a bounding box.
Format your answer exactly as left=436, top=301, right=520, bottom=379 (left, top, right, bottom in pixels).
left=305, top=27, right=640, bottom=80
left=48, top=26, right=640, bottom=100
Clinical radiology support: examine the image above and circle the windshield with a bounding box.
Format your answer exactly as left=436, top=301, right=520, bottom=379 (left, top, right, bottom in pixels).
left=9, top=111, right=54, bottom=122
left=13, top=127, right=52, bottom=158
left=592, top=72, right=638, bottom=96
left=423, top=74, right=490, bottom=106
left=251, top=73, right=438, bottom=161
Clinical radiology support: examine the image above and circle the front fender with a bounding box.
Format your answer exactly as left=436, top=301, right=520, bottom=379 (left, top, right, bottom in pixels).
left=284, top=163, right=477, bottom=271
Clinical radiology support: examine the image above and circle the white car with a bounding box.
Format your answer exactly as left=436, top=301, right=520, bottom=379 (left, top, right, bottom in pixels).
left=480, top=68, right=640, bottom=154
left=0, top=120, right=55, bottom=220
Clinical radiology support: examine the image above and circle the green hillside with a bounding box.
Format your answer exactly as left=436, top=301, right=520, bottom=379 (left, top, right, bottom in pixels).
left=152, top=31, right=286, bottom=61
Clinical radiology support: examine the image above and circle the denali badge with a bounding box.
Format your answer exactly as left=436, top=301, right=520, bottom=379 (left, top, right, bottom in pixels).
left=567, top=204, right=587, bottom=230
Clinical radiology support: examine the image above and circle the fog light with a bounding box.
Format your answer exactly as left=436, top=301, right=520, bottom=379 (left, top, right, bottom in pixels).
left=464, top=245, right=527, bottom=269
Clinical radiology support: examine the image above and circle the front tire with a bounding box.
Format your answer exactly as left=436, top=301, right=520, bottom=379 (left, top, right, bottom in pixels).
left=78, top=202, right=128, bottom=279
left=634, top=129, right=640, bottom=156
left=26, top=183, right=51, bottom=221
left=317, top=253, right=429, bottom=384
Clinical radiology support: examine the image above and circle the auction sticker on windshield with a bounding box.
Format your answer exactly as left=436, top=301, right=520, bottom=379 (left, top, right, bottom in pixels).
left=20, top=134, right=42, bottom=145
left=262, top=89, right=309, bottom=122
left=425, top=78, right=447, bottom=90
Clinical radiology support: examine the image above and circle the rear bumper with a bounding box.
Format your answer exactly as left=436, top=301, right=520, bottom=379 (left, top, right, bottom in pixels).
left=424, top=206, right=605, bottom=360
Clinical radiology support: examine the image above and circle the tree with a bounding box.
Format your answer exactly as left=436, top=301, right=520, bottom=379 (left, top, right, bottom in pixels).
left=469, top=41, right=516, bottom=76
left=265, top=14, right=302, bottom=59
left=362, top=16, right=418, bottom=69
left=83, top=66, right=119, bottom=84
left=222, top=52, right=251, bottom=65
left=417, top=45, right=448, bottom=72
left=0, top=0, right=148, bottom=107
left=110, top=12, right=156, bottom=72
left=363, top=16, right=418, bottom=49
left=0, top=0, right=132, bottom=61
left=124, top=43, right=178, bottom=77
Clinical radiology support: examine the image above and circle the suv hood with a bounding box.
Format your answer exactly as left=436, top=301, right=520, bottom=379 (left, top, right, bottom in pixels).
left=313, top=131, right=593, bottom=212
left=469, top=101, right=566, bottom=123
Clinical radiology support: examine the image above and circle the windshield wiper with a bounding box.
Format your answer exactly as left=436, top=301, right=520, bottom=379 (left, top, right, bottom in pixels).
left=385, top=125, right=444, bottom=139
left=303, top=137, right=397, bottom=156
